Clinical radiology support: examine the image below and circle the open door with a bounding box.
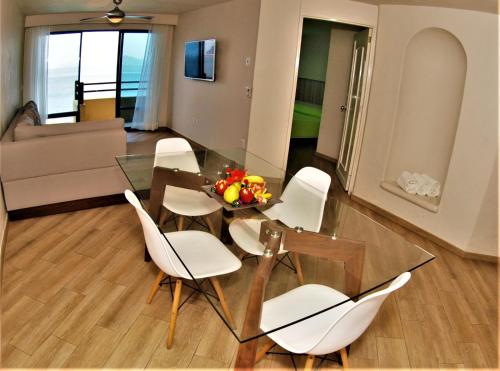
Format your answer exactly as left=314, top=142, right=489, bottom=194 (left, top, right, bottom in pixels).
left=336, top=29, right=369, bottom=191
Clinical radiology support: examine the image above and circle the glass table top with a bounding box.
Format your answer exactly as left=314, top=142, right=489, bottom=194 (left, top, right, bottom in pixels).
left=116, top=147, right=434, bottom=343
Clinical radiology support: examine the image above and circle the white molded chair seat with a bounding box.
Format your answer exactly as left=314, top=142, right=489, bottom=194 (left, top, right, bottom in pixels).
left=164, top=230, right=242, bottom=279
left=163, top=186, right=221, bottom=217
left=229, top=167, right=331, bottom=258
left=125, top=189, right=241, bottom=348
left=261, top=284, right=354, bottom=354
left=155, top=138, right=222, bottom=227
left=258, top=272, right=411, bottom=360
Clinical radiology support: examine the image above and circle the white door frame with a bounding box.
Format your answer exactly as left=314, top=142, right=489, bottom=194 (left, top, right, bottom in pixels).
left=282, top=15, right=377, bottom=195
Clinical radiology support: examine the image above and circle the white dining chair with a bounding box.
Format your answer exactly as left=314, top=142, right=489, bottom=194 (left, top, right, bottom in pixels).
left=255, top=272, right=411, bottom=369
left=155, top=138, right=222, bottom=234
left=228, top=167, right=331, bottom=282
left=124, top=190, right=241, bottom=348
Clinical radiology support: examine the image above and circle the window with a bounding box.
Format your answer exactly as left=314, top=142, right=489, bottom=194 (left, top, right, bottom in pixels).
left=47, top=33, right=81, bottom=119
left=47, top=30, right=148, bottom=123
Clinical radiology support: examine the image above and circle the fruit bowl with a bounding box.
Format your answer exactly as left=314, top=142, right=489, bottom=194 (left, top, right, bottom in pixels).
left=202, top=167, right=279, bottom=211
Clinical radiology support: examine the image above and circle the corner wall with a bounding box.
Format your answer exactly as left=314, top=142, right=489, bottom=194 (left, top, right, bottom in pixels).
left=353, top=5, right=498, bottom=256
left=0, top=0, right=24, bottom=273
left=170, top=0, right=261, bottom=149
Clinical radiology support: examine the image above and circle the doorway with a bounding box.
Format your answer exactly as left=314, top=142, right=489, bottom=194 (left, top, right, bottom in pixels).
left=286, top=19, right=371, bottom=192
left=46, top=30, right=149, bottom=124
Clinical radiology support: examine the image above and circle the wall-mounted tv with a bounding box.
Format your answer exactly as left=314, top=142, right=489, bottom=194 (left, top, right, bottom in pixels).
left=184, top=39, right=216, bottom=82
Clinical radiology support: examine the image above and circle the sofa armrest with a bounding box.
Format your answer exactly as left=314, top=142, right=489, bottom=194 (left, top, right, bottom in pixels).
left=1, top=129, right=127, bottom=181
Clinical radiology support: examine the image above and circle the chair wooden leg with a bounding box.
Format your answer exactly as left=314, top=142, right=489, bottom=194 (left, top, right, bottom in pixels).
left=339, top=347, right=349, bottom=369
left=304, top=355, right=315, bottom=371
left=166, top=278, right=183, bottom=349
left=203, top=215, right=217, bottom=236
left=147, top=270, right=166, bottom=304
left=291, top=252, right=305, bottom=285
left=238, top=250, right=247, bottom=261
left=255, top=338, right=276, bottom=363
left=159, top=207, right=171, bottom=227
left=209, top=277, right=237, bottom=330
left=177, top=215, right=185, bottom=231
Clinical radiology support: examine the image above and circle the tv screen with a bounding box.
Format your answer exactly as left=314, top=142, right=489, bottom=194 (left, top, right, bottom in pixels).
left=184, top=39, right=216, bottom=81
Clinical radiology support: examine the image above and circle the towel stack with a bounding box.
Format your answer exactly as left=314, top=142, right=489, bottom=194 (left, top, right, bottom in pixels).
left=396, top=171, right=440, bottom=198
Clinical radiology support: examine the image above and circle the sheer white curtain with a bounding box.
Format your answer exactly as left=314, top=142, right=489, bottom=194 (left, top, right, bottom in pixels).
left=131, top=25, right=173, bottom=131
left=23, top=26, right=50, bottom=123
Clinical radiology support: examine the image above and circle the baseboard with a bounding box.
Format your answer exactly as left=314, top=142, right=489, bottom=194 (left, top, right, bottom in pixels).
left=0, top=213, right=9, bottom=298
left=8, top=194, right=127, bottom=220
left=314, top=151, right=338, bottom=165
left=351, top=195, right=499, bottom=263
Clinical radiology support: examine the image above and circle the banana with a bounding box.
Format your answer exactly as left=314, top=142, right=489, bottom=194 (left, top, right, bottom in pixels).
left=261, top=193, right=272, bottom=199
left=243, top=175, right=265, bottom=184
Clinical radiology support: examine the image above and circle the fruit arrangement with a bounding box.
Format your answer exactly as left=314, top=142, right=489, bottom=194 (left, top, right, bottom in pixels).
left=211, top=167, right=272, bottom=208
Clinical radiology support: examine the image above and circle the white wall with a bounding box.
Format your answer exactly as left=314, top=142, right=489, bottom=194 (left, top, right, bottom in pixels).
left=170, top=0, right=261, bottom=149
left=247, top=0, right=378, bottom=170
left=353, top=5, right=498, bottom=256
left=0, top=0, right=24, bottom=259
left=316, top=26, right=356, bottom=160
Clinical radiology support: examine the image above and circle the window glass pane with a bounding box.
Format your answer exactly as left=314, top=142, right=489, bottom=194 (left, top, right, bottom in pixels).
left=120, top=32, right=148, bottom=123
left=80, top=31, right=119, bottom=100
left=47, top=33, right=80, bottom=114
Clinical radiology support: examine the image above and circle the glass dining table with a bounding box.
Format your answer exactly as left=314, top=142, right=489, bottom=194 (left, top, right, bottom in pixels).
left=116, top=147, right=434, bottom=367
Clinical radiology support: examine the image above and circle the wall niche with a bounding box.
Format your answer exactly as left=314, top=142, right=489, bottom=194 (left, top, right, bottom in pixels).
left=382, top=27, right=466, bottom=212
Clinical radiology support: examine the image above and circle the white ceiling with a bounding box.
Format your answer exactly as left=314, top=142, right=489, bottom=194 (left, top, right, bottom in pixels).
left=15, top=0, right=232, bottom=15
left=354, top=0, right=498, bottom=14
left=15, top=0, right=499, bottom=16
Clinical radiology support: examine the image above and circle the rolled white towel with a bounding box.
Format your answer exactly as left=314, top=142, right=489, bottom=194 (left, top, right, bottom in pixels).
left=414, top=173, right=430, bottom=196
left=397, top=171, right=418, bottom=194
left=422, top=174, right=441, bottom=197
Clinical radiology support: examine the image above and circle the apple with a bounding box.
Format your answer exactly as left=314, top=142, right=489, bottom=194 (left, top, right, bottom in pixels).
left=239, top=188, right=254, bottom=204
left=215, top=179, right=228, bottom=196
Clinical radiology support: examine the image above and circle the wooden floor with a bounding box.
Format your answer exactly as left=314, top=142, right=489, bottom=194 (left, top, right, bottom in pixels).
left=1, top=132, right=498, bottom=369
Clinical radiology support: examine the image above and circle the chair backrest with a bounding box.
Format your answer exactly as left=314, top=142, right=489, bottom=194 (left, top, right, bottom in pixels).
left=154, top=138, right=200, bottom=173
left=307, top=272, right=411, bottom=355
left=124, top=190, right=189, bottom=279
left=263, top=167, right=331, bottom=232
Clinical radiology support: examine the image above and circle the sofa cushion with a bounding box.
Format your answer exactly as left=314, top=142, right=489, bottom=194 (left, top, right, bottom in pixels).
left=14, top=118, right=125, bottom=141
left=22, top=101, right=42, bottom=125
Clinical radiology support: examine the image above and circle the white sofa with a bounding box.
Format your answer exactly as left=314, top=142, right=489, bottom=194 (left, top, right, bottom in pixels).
left=1, top=102, right=129, bottom=214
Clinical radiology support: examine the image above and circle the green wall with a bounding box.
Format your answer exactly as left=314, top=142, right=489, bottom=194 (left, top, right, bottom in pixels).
left=297, top=18, right=331, bottom=82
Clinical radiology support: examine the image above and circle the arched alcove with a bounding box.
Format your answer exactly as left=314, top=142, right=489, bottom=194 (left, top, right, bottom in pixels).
left=383, top=27, right=466, bottom=210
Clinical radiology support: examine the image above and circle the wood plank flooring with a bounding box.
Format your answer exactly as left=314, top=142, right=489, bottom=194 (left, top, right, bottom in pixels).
left=1, top=132, right=498, bottom=369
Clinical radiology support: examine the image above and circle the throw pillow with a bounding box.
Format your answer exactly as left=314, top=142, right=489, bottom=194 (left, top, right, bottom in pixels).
left=23, top=101, right=42, bottom=125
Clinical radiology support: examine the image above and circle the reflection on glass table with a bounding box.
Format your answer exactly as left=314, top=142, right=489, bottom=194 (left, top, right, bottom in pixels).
left=116, top=148, right=434, bottom=345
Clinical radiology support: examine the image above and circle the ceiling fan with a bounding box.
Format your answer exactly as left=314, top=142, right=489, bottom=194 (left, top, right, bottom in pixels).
left=80, top=0, right=153, bottom=24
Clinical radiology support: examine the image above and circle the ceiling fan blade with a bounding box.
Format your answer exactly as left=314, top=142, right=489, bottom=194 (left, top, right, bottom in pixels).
left=80, top=16, right=107, bottom=22
left=124, top=15, right=153, bottom=20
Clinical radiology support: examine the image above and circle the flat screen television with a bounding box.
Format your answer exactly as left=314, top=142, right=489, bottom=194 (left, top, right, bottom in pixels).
left=184, top=39, right=216, bottom=82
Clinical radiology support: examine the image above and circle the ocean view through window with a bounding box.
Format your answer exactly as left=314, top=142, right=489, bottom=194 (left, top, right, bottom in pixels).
left=47, top=30, right=148, bottom=123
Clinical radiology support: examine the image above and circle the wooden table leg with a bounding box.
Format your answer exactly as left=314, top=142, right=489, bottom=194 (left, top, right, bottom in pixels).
left=234, top=222, right=282, bottom=370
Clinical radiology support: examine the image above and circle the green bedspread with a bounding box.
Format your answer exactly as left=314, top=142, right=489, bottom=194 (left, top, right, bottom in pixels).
left=291, top=101, right=322, bottom=138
